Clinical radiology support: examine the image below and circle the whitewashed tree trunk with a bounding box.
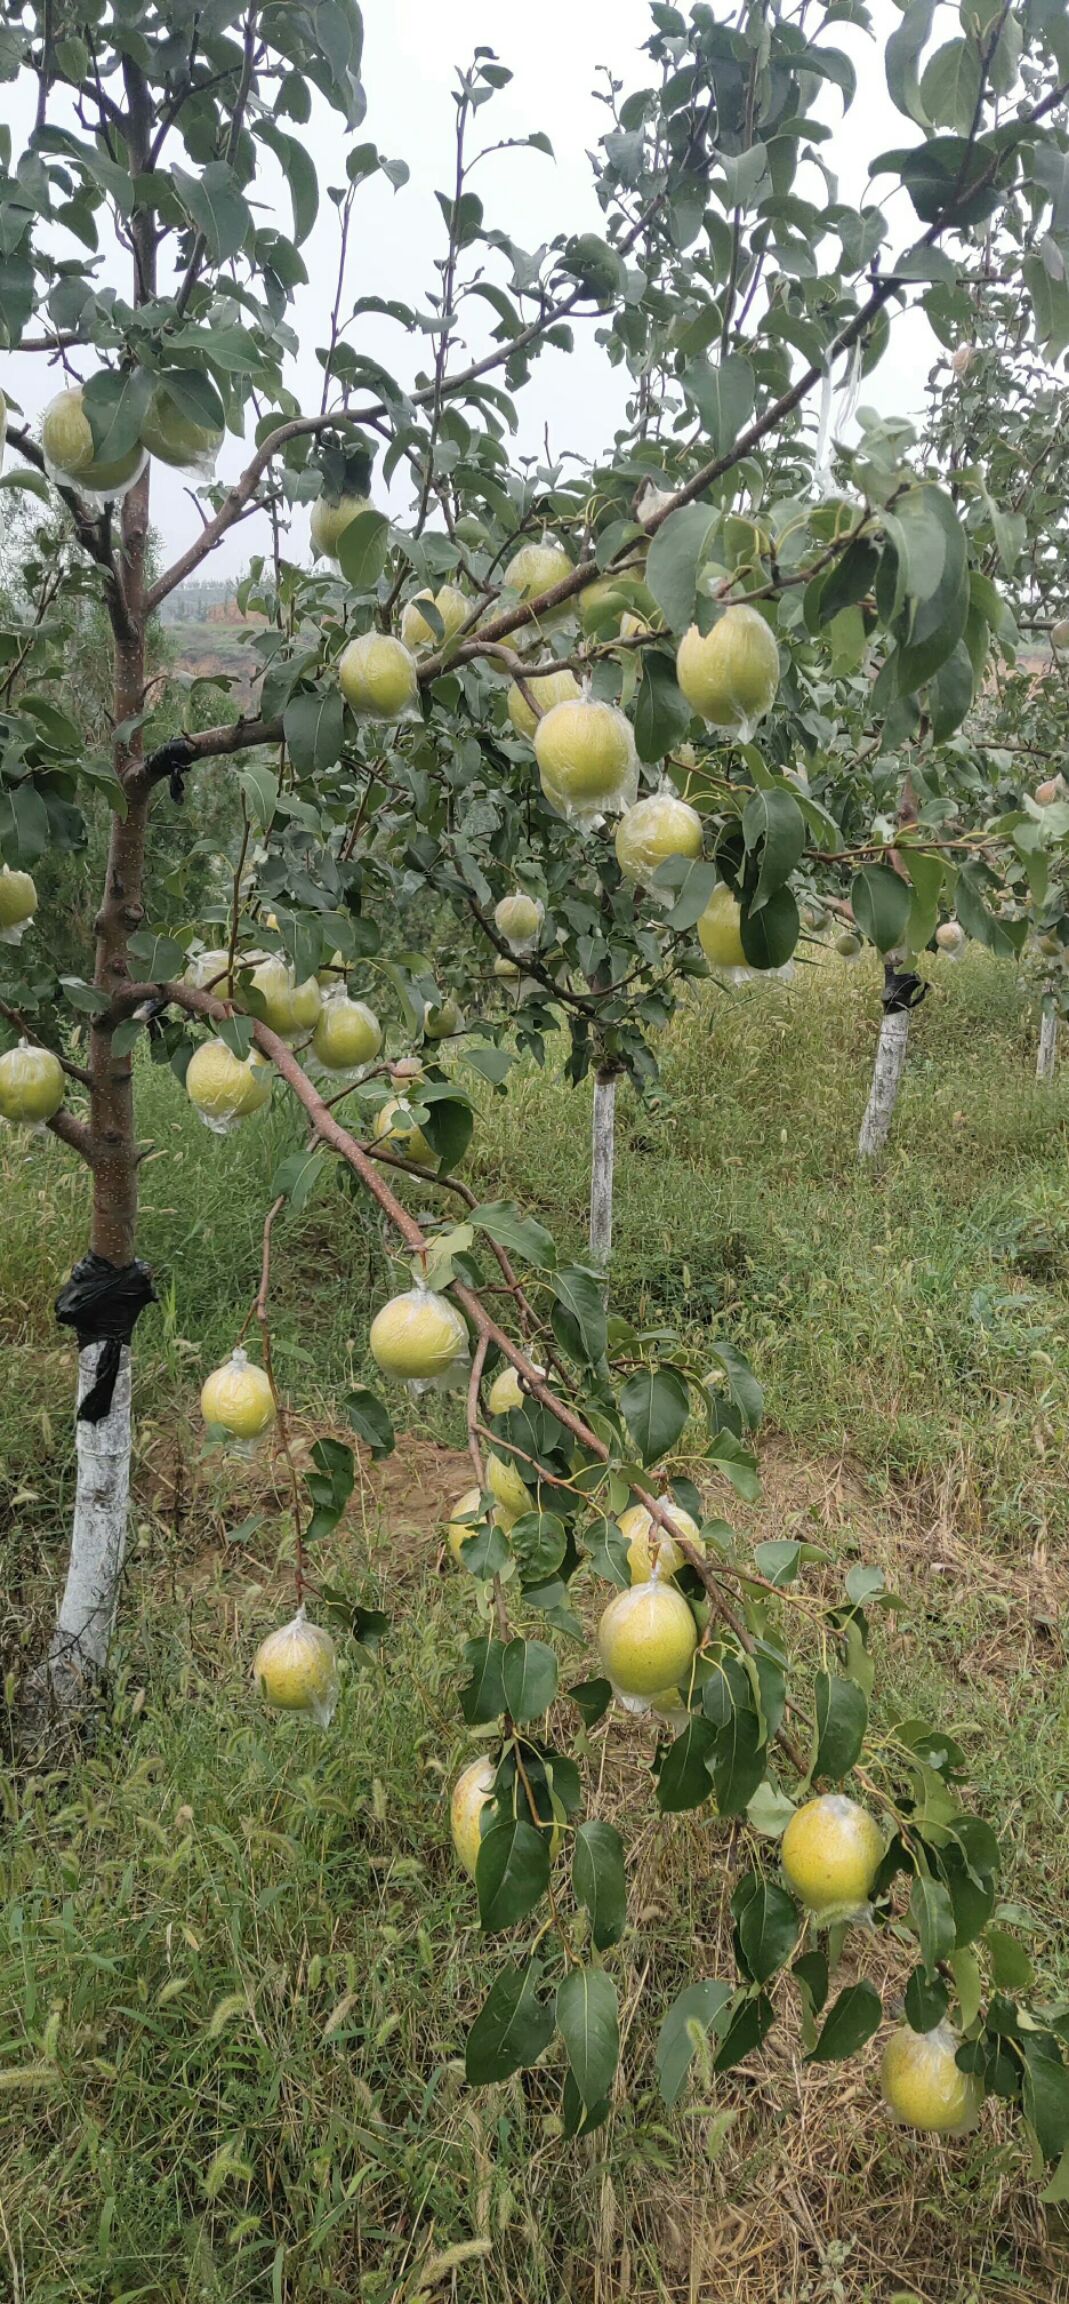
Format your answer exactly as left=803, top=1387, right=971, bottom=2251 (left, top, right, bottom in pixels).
left=48, top=1342, right=133, bottom=1708
left=589, top=1070, right=617, bottom=1266
left=858, top=1009, right=910, bottom=1159
left=1036, top=990, right=1059, bottom=1082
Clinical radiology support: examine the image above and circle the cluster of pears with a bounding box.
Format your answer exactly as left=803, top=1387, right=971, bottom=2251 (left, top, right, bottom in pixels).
left=197, top=1338, right=340, bottom=1723
left=41, top=380, right=223, bottom=501
left=305, top=504, right=784, bottom=989
left=183, top=941, right=386, bottom=1133
left=444, top=1438, right=981, bottom=2140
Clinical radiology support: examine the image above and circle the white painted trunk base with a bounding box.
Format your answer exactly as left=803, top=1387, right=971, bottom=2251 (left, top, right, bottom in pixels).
left=48, top=1341, right=133, bottom=1706
left=1037, top=994, right=1059, bottom=1083
left=858, top=1009, right=910, bottom=1159
left=589, top=1073, right=617, bottom=1266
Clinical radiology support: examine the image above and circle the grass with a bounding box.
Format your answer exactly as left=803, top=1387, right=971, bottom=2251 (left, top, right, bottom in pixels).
left=1, top=949, right=1068, bottom=2303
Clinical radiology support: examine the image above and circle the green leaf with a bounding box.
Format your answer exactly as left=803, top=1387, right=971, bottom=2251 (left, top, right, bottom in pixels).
left=682, top=354, right=755, bottom=458
left=455, top=1516, right=511, bottom=1579
left=238, top=759, right=279, bottom=834
left=740, top=884, right=799, bottom=971
left=254, top=120, right=319, bottom=245
left=949, top=1946, right=982, bottom=2033
left=556, top=1967, right=619, bottom=2110
left=271, top=1147, right=326, bottom=1212
left=987, top=1928, right=1034, bottom=1994
left=477, top=1818, right=550, bottom=1931
left=584, top=1516, right=632, bottom=1590
left=619, top=1365, right=690, bottom=1466
left=714, top=1988, right=775, bottom=2072
left=1024, top=252, right=1069, bottom=362
left=793, top=1948, right=829, bottom=2018
left=752, top=1539, right=803, bottom=1587
left=646, top=504, right=718, bottom=633
left=741, top=789, right=806, bottom=915
left=956, top=865, right=1028, bottom=959
left=173, top=161, right=251, bottom=261
left=903, top=848, right=945, bottom=954
left=216, top=1015, right=253, bottom=1059
left=510, top=1511, right=567, bottom=1586
left=1042, top=2147, right=1069, bottom=2207
left=127, top=931, right=185, bottom=980
left=469, top=1200, right=557, bottom=1268
left=0, top=782, right=49, bottom=863
left=655, top=1980, right=732, bottom=2106
left=152, top=364, right=226, bottom=435
left=568, top=1677, right=613, bottom=1727
left=706, top=1337, right=763, bottom=1430
left=657, top=1715, right=717, bottom=1813
left=83, top=366, right=152, bottom=464
left=284, top=690, right=345, bottom=775
left=655, top=853, right=719, bottom=931
left=928, top=642, right=974, bottom=743
left=910, top=1875, right=957, bottom=1974
left=707, top=1426, right=760, bottom=1503
left=850, top=865, right=911, bottom=952
left=634, top=653, right=691, bottom=764
left=904, top=1966, right=949, bottom=2033
left=110, top=1018, right=143, bottom=1060
left=417, top=1090, right=474, bottom=1171
left=807, top=1979, right=883, bottom=2063
left=813, top=1672, right=868, bottom=1781
left=1022, top=2039, right=1069, bottom=2164
left=919, top=39, right=981, bottom=135
left=459, top=1636, right=507, bottom=1724
left=885, top=0, right=936, bottom=127
left=732, top=1873, right=800, bottom=1985
left=551, top=1268, right=607, bottom=1368
left=703, top=1660, right=767, bottom=1815
left=501, top=1638, right=558, bottom=1724
left=344, top=1385, right=394, bottom=1460
left=573, top=1821, right=627, bottom=1950
left=337, top=507, right=390, bottom=591
left=304, top=1436, right=354, bottom=1543
left=465, top=1959, right=554, bottom=2084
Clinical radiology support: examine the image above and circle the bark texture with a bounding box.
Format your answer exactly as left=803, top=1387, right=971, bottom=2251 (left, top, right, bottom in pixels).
left=858, top=1009, right=910, bottom=1159
left=48, top=1344, right=133, bottom=1704
left=1037, top=992, right=1059, bottom=1082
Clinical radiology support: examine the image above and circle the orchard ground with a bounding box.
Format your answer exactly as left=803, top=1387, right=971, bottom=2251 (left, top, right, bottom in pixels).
left=2, top=949, right=1068, bottom=2304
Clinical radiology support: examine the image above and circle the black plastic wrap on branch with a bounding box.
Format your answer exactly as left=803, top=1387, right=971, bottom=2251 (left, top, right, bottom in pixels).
left=55, top=1254, right=157, bottom=1422
left=882, top=965, right=929, bottom=1016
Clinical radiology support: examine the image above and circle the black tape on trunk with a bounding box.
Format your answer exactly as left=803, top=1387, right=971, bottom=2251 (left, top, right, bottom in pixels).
left=55, top=1254, right=157, bottom=1423
left=882, top=966, right=929, bottom=1016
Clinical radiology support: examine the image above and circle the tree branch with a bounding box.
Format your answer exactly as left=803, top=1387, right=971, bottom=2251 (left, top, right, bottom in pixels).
left=47, top=1106, right=95, bottom=1163
left=144, top=412, right=364, bottom=612
left=137, top=714, right=283, bottom=793
left=141, top=973, right=812, bottom=1708
left=0, top=997, right=92, bottom=1085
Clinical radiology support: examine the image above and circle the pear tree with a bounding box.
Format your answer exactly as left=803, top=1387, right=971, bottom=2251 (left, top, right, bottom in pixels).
left=3, top=0, right=1069, bottom=2170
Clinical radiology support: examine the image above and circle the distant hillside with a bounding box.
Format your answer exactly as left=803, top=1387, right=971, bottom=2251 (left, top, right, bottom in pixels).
left=163, top=587, right=264, bottom=699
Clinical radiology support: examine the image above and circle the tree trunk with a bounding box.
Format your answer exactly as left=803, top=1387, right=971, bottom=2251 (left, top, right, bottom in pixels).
left=1036, top=989, right=1059, bottom=1082
left=48, top=1344, right=133, bottom=1704
left=589, top=1068, right=617, bottom=1266
left=49, top=62, right=154, bottom=1706
left=858, top=1006, right=910, bottom=1159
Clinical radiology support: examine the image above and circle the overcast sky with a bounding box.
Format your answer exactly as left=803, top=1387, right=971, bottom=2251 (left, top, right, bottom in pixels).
left=8, top=0, right=936, bottom=583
